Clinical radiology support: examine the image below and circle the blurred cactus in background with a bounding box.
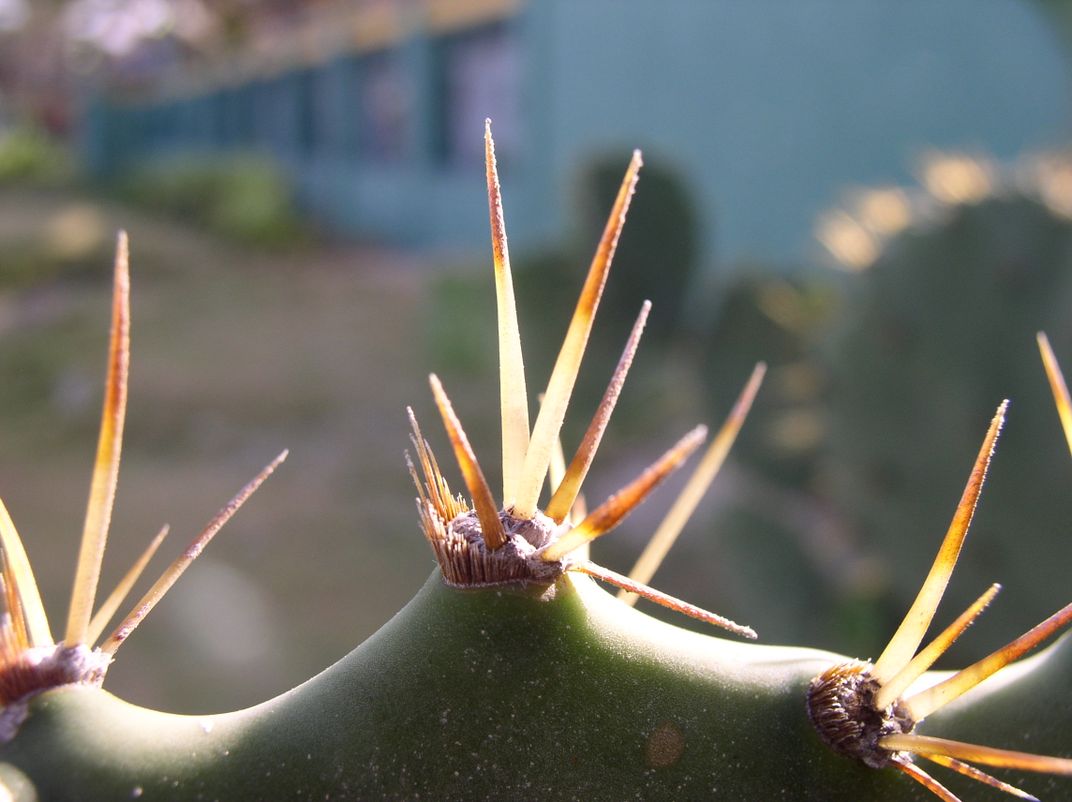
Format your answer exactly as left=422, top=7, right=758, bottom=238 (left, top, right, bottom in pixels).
left=653, top=152, right=1072, bottom=663
left=671, top=273, right=841, bottom=650
left=579, top=155, right=700, bottom=346
left=819, top=152, right=1072, bottom=662
left=701, top=274, right=834, bottom=488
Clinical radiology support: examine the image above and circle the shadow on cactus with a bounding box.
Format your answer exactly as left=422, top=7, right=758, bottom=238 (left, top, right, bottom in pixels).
left=0, top=129, right=1070, bottom=800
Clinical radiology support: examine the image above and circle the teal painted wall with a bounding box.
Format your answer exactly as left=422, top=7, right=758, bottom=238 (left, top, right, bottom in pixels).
left=86, top=1, right=1070, bottom=267
left=530, top=0, right=1070, bottom=266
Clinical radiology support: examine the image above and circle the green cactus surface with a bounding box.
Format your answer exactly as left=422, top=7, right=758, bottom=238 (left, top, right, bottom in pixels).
left=3, top=570, right=1071, bottom=801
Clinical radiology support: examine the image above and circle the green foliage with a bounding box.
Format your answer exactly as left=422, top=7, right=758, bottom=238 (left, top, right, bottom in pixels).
left=424, top=269, right=496, bottom=377
left=115, top=153, right=305, bottom=247
left=5, top=572, right=1070, bottom=800
left=0, top=128, right=73, bottom=187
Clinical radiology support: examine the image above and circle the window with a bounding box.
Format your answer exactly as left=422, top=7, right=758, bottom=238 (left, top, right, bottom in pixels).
left=436, top=23, right=519, bottom=167
left=358, top=51, right=411, bottom=162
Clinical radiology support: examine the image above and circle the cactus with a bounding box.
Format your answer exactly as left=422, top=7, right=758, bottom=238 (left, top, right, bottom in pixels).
left=0, top=131, right=1071, bottom=801
left=818, top=161, right=1072, bottom=661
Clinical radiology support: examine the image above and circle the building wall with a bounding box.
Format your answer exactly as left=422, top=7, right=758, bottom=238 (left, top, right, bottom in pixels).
left=532, top=0, right=1071, bottom=265
left=84, top=0, right=1071, bottom=266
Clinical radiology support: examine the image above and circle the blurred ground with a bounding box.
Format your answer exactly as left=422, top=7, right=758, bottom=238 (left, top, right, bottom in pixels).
left=0, top=187, right=445, bottom=712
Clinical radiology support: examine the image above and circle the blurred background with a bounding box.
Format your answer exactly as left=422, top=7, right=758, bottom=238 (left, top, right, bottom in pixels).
left=1, top=0, right=1072, bottom=714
